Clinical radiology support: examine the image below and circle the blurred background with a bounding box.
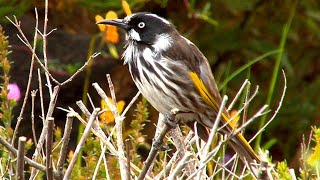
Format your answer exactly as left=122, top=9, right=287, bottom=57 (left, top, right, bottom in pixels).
left=1, top=0, right=320, bottom=170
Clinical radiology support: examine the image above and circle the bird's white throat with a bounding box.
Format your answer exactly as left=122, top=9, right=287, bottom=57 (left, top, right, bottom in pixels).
left=126, top=29, right=141, bottom=41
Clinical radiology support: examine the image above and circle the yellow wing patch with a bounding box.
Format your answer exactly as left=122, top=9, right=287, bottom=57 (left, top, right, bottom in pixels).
left=189, top=72, right=256, bottom=156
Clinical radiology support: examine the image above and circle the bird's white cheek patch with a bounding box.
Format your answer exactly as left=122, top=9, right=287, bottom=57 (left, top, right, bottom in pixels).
left=128, top=29, right=141, bottom=41
left=152, top=34, right=172, bottom=53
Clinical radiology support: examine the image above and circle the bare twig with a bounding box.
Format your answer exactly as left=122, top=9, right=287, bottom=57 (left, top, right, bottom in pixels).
left=92, top=142, right=109, bottom=180
left=169, top=126, right=195, bottom=175
left=137, top=109, right=179, bottom=180
left=38, top=69, right=45, bottom=123
left=31, top=86, right=60, bottom=178
left=46, top=117, right=54, bottom=180
left=125, top=139, right=131, bottom=180
left=227, top=79, right=248, bottom=111
left=74, top=100, right=148, bottom=179
left=60, top=53, right=99, bottom=86
left=249, top=70, right=287, bottom=143
left=31, top=90, right=38, bottom=146
left=63, top=108, right=100, bottom=180
left=168, top=152, right=193, bottom=180
left=17, top=136, right=26, bottom=180
left=242, top=81, right=251, bottom=133
left=0, top=135, right=56, bottom=175
left=196, top=96, right=228, bottom=179
left=11, top=8, right=39, bottom=145
left=93, top=79, right=127, bottom=180
left=57, top=113, right=74, bottom=179
left=121, top=91, right=141, bottom=117
left=43, top=0, right=53, bottom=97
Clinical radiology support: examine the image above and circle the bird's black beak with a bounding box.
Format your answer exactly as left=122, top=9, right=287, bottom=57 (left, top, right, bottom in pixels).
left=96, top=19, right=130, bottom=30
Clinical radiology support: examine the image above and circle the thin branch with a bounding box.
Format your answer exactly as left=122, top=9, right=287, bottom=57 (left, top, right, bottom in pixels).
left=242, top=81, right=251, bottom=133
left=125, top=139, right=131, bottom=180
left=249, top=70, right=287, bottom=143
left=60, top=52, right=100, bottom=86
left=63, top=108, right=100, bottom=180
left=31, top=86, right=60, bottom=178
left=168, top=152, right=193, bottom=180
left=137, top=109, right=180, bottom=180
left=31, top=90, right=38, bottom=146
left=16, top=136, right=26, bottom=180
left=92, top=142, right=109, bottom=180
left=121, top=91, right=141, bottom=117
left=57, top=113, right=74, bottom=179
left=227, top=79, right=248, bottom=111
left=73, top=102, right=147, bottom=178
left=0, top=135, right=57, bottom=175
left=92, top=79, right=127, bottom=180
left=46, top=117, right=54, bottom=180
left=11, top=8, right=39, bottom=145
left=43, top=0, right=53, bottom=97
left=169, top=126, right=195, bottom=175
left=38, top=69, right=45, bottom=124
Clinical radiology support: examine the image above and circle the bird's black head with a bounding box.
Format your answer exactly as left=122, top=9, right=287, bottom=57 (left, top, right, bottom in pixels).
left=97, top=12, right=175, bottom=46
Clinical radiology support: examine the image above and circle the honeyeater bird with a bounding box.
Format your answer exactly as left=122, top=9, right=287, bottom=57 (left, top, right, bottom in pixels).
left=97, top=12, right=260, bottom=175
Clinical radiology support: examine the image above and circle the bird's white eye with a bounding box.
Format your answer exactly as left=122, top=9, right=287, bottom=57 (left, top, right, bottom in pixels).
left=138, top=22, right=145, bottom=28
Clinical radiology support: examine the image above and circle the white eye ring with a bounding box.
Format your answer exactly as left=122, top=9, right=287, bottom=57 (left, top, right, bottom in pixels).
left=138, top=22, right=145, bottom=28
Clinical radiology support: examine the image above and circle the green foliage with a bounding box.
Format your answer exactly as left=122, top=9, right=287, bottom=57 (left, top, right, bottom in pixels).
left=0, top=0, right=32, bottom=23
left=0, top=26, right=15, bottom=133
left=276, top=161, right=292, bottom=180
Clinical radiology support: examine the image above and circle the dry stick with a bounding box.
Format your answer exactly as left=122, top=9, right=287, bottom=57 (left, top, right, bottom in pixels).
left=227, top=79, right=248, bottom=111
left=242, top=81, right=251, bottom=133
left=0, top=136, right=52, bottom=174
left=31, top=90, right=38, bottom=146
left=249, top=70, right=287, bottom=143
left=74, top=101, right=149, bottom=179
left=154, top=152, right=178, bottom=179
left=137, top=110, right=179, bottom=180
left=125, top=139, right=131, bottom=180
left=42, top=0, right=53, bottom=97
left=121, top=91, right=141, bottom=117
left=60, top=53, right=99, bottom=86
left=10, top=8, right=39, bottom=145
left=217, top=85, right=260, bottom=133
left=196, top=96, right=228, bottom=180
left=168, top=152, right=193, bottom=180
left=29, top=70, right=45, bottom=180
left=46, top=117, right=54, bottom=180
left=92, top=142, right=109, bottom=180
left=75, top=101, right=117, bottom=153
left=30, top=86, right=60, bottom=178
left=38, top=69, right=45, bottom=124
left=16, top=136, right=26, bottom=180
left=6, top=16, right=58, bottom=86
left=63, top=108, right=100, bottom=180
left=6, top=16, right=96, bottom=88
left=57, top=113, right=74, bottom=179
left=107, top=74, right=117, bottom=104
left=92, top=81, right=127, bottom=180
left=169, top=127, right=195, bottom=175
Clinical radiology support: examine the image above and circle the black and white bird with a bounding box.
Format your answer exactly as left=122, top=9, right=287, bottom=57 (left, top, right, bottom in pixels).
left=97, top=12, right=260, bottom=175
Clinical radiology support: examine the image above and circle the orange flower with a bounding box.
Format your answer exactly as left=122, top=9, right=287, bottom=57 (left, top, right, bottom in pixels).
left=99, top=97, right=125, bottom=124
left=105, top=11, right=119, bottom=44
left=122, top=0, right=132, bottom=16
left=95, top=14, right=105, bottom=32
left=95, top=11, right=119, bottom=44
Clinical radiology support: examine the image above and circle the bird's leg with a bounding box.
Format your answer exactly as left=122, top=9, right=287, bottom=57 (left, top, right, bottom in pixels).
left=163, top=108, right=179, bottom=128
left=152, top=108, right=180, bottom=151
